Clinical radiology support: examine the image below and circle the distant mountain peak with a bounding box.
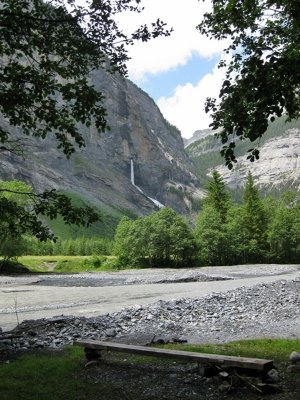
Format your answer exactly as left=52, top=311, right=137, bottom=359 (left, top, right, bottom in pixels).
left=183, top=128, right=217, bottom=148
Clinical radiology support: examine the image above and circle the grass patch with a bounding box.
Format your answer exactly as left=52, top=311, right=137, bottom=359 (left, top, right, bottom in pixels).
left=1, top=339, right=299, bottom=400
left=54, top=256, right=119, bottom=273
left=0, top=347, right=124, bottom=400
left=162, top=338, right=300, bottom=363
left=18, top=255, right=120, bottom=273
left=18, top=256, right=86, bottom=272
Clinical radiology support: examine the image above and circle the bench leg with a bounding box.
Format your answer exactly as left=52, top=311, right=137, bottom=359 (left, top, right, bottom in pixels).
left=84, top=347, right=102, bottom=362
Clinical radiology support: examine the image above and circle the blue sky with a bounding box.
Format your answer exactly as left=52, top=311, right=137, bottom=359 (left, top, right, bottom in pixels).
left=138, top=54, right=219, bottom=102
left=118, top=0, right=228, bottom=138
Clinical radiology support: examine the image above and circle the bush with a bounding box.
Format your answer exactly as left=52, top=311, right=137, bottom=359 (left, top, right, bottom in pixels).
left=81, top=256, right=106, bottom=269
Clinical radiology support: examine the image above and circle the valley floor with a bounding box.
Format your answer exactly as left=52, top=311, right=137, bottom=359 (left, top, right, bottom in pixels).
left=0, top=264, right=300, bottom=340
left=1, top=264, right=300, bottom=399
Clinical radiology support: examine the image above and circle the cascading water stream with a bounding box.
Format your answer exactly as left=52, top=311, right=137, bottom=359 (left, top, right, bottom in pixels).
left=130, top=159, right=135, bottom=186
left=130, top=158, right=164, bottom=208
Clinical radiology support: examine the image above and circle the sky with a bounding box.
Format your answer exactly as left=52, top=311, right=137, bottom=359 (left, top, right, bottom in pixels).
left=117, top=0, right=228, bottom=139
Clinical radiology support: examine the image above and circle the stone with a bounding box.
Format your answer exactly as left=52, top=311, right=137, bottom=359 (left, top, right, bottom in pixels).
left=105, top=329, right=117, bottom=337
left=2, top=272, right=300, bottom=357
left=289, top=351, right=300, bottom=363
left=213, top=129, right=300, bottom=192
left=287, top=364, right=300, bottom=373
left=266, top=369, right=280, bottom=383
left=34, top=341, right=45, bottom=348
left=219, top=371, right=229, bottom=379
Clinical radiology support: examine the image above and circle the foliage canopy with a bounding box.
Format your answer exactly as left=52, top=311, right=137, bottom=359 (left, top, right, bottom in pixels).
left=0, top=0, right=171, bottom=156
left=114, top=208, right=196, bottom=267
left=199, top=0, right=300, bottom=168
left=0, top=0, right=170, bottom=243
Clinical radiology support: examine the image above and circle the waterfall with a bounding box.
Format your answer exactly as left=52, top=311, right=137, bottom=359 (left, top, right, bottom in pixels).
left=130, top=159, right=164, bottom=208
left=130, top=158, right=135, bottom=185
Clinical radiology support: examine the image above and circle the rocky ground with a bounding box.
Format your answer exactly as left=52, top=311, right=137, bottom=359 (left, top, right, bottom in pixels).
left=1, top=266, right=300, bottom=399
left=1, top=277, right=299, bottom=349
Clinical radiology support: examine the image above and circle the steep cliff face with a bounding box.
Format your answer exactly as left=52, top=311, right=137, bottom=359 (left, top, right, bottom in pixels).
left=214, top=129, right=300, bottom=192
left=0, top=69, right=201, bottom=217
left=186, top=119, right=300, bottom=194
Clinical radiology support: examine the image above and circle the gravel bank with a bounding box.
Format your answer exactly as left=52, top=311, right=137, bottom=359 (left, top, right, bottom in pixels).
left=1, top=276, right=299, bottom=350
left=1, top=264, right=298, bottom=287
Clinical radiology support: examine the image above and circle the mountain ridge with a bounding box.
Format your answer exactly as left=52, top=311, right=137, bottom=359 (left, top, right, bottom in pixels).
left=186, top=118, right=300, bottom=193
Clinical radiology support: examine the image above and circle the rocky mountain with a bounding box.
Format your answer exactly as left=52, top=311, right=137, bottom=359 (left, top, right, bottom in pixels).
left=0, top=68, right=203, bottom=227
left=186, top=118, right=300, bottom=193
left=183, top=128, right=216, bottom=148
left=215, top=128, right=300, bottom=192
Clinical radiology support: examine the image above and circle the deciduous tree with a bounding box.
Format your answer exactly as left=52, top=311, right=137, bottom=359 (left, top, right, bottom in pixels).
left=199, top=0, right=300, bottom=168
left=268, top=191, right=300, bottom=263
left=113, top=208, right=196, bottom=267
left=194, top=205, right=230, bottom=266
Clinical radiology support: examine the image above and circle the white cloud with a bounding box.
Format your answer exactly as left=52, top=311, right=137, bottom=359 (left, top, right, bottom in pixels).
left=117, top=0, right=226, bottom=81
left=157, top=61, right=226, bottom=138
left=117, top=1, right=230, bottom=138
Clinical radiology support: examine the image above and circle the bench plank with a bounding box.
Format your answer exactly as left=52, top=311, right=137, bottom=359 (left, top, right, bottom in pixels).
left=73, top=340, right=274, bottom=372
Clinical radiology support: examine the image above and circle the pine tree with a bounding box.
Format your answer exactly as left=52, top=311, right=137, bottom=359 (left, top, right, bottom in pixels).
left=240, top=172, right=268, bottom=262
left=194, top=171, right=231, bottom=266
left=205, top=170, right=231, bottom=223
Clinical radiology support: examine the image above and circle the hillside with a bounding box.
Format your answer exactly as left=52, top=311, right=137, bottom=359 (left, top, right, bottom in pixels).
left=186, top=117, right=300, bottom=193
left=0, top=69, right=204, bottom=239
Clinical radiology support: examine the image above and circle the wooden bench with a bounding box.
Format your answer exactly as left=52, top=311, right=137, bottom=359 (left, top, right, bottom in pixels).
left=73, top=340, right=274, bottom=373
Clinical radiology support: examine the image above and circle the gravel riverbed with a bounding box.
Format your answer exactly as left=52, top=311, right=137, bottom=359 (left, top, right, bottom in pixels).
left=1, top=274, right=300, bottom=350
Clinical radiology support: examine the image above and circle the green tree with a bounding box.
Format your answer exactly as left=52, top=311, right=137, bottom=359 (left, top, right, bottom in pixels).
left=268, top=191, right=300, bottom=263
left=1, top=0, right=170, bottom=155
left=0, top=182, right=99, bottom=243
left=199, top=0, right=300, bottom=168
left=239, top=172, right=268, bottom=262
left=194, top=205, right=230, bottom=266
left=195, top=172, right=232, bottom=265
left=205, top=170, right=231, bottom=223
left=113, top=216, right=148, bottom=266
left=91, top=238, right=113, bottom=256
left=0, top=237, right=27, bottom=261
left=226, top=204, right=253, bottom=264
left=150, top=208, right=197, bottom=267
left=0, top=0, right=170, bottom=242
left=0, top=180, right=33, bottom=261
left=114, top=209, right=196, bottom=268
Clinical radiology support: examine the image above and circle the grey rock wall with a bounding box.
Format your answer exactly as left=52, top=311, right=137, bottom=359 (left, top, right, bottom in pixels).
left=214, top=129, right=300, bottom=191
left=0, top=68, right=202, bottom=216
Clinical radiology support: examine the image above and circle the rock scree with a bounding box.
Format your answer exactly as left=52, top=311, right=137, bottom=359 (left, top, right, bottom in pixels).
left=1, top=277, right=299, bottom=351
